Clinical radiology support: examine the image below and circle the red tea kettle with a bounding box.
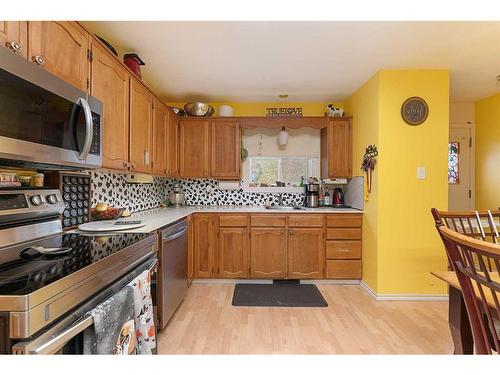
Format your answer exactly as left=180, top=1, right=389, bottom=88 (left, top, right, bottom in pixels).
left=333, top=188, right=345, bottom=206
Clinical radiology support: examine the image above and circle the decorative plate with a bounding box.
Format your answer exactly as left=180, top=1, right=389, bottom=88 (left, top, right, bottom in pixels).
left=401, top=97, right=428, bottom=126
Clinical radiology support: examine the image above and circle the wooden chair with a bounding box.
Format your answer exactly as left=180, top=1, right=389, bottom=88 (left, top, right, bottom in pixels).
left=436, top=225, right=500, bottom=354
left=432, top=209, right=499, bottom=271
left=431, top=209, right=500, bottom=244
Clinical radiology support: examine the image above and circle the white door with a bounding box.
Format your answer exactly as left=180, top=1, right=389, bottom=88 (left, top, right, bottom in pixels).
left=448, top=126, right=473, bottom=211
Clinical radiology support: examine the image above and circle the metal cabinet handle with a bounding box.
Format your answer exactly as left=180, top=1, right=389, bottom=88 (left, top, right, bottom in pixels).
left=131, top=162, right=137, bottom=169
left=289, top=229, right=293, bottom=235
left=33, top=55, right=45, bottom=66
left=123, top=160, right=130, bottom=168
left=6, top=41, right=22, bottom=53
left=337, top=248, right=350, bottom=253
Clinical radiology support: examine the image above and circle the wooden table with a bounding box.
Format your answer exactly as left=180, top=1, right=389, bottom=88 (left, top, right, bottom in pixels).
left=432, top=271, right=499, bottom=354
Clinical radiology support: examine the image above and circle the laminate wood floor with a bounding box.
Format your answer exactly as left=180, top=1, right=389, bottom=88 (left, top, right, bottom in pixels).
left=157, top=284, right=453, bottom=354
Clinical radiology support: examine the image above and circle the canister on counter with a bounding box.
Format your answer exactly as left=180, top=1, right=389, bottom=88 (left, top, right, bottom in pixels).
left=32, top=173, right=44, bottom=187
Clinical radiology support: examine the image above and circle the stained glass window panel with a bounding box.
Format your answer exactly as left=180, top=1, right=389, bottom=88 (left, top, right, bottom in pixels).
left=448, top=142, right=459, bottom=184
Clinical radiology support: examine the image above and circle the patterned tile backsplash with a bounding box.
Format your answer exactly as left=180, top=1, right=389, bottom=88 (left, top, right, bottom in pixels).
left=89, top=170, right=306, bottom=212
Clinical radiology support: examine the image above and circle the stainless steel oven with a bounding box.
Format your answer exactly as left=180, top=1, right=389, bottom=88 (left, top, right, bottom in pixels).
left=0, top=46, right=102, bottom=170
left=10, top=258, right=158, bottom=354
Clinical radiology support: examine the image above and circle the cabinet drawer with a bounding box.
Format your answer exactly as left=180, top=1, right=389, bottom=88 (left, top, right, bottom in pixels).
left=219, top=214, right=248, bottom=227
left=326, top=214, right=362, bottom=228
left=250, top=215, right=286, bottom=227
left=326, top=228, right=362, bottom=240
left=326, top=240, right=361, bottom=259
left=326, top=260, right=361, bottom=279
left=288, top=215, right=323, bottom=227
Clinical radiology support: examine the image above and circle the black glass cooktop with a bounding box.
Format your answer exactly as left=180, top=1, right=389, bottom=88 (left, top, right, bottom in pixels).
left=0, top=232, right=151, bottom=295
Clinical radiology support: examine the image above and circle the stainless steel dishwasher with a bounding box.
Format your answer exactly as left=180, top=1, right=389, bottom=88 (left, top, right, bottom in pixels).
left=157, top=219, right=188, bottom=329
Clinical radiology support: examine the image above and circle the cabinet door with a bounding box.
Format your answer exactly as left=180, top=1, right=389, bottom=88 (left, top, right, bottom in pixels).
left=0, top=21, right=28, bottom=59
left=288, top=228, right=325, bottom=279
left=166, top=111, right=179, bottom=177
left=91, top=41, right=130, bottom=170
left=129, top=78, right=153, bottom=173
left=193, top=214, right=214, bottom=278
left=28, top=21, right=89, bottom=92
left=179, top=119, right=210, bottom=178
left=326, top=119, right=352, bottom=178
left=250, top=228, right=287, bottom=279
left=152, top=98, right=168, bottom=175
left=211, top=120, right=240, bottom=179
left=218, top=228, right=249, bottom=278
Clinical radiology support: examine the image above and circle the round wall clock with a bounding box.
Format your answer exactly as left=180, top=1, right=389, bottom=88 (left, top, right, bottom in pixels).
left=401, top=97, right=429, bottom=126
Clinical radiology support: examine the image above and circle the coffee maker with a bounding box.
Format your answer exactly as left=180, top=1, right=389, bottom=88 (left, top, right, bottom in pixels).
left=305, top=183, right=319, bottom=208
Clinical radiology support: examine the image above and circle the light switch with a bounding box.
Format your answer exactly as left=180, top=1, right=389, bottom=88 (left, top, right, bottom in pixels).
left=417, top=167, right=426, bottom=180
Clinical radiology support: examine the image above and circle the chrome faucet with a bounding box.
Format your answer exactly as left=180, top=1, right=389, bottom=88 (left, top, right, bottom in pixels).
left=276, top=193, right=283, bottom=206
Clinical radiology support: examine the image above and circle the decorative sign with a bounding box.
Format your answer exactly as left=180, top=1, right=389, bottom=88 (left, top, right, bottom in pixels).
left=401, top=97, right=428, bottom=126
left=265, top=107, right=303, bottom=117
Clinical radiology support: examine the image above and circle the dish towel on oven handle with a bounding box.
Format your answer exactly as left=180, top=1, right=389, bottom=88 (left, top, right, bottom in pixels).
left=128, top=269, right=157, bottom=354
left=83, top=286, right=137, bottom=354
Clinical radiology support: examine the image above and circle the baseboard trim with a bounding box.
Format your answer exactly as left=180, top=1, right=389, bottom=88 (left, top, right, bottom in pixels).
left=192, top=279, right=361, bottom=285
left=359, top=281, right=449, bottom=301
left=192, top=279, right=273, bottom=284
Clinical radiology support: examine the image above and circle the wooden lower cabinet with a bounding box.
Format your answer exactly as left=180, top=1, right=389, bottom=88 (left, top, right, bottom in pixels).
left=288, top=228, right=325, bottom=279
left=190, top=213, right=362, bottom=280
left=218, top=227, right=249, bottom=278
left=326, top=260, right=361, bottom=279
left=193, top=214, right=214, bottom=278
left=250, top=228, right=287, bottom=279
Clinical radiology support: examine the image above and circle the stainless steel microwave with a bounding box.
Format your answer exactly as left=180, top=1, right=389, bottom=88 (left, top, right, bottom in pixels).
left=0, top=47, right=103, bottom=170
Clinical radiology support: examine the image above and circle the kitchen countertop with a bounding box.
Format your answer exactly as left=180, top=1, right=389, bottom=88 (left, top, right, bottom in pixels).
left=101, top=205, right=364, bottom=234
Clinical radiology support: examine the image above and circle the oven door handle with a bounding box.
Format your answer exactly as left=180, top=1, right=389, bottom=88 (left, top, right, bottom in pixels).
left=27, top=315, right=94, bottom=354
left=77, top=97, right=93, bottom=161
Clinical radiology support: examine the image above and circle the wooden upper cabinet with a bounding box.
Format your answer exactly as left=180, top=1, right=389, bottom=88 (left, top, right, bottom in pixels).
left=129, top=78, right=153, bottom=173
left=321, top=118, right=353, bottom=179
left=0, top=21, right=28, bottom=59
left=193, top=214, right=214, bottom=278
left=288, top=228, right=325, bottom=279
left=91, top=41, right=130, bottom=170
left=250, top=228, right=287, bottom=279
left=152, top=99, right=168, bottom=175
left=218, top=227, right=249, bottom=278
left=211, top=120, right=240, bottom=179
left=166, top=111, right=179, bottom=177
left=28, top=21, right=89, bottom=92
left=179, top=119, right=211, bottom=178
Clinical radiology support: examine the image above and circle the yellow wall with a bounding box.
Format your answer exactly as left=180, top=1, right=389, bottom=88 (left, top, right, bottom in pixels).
left=344, top=74, right=380, bottom=291
left=345, top=70, right=449, bottom=295
left=167, top=102, right=343, bottom=117
left=377, top=70, right=449, bottom=295
left=475, top=93, right=500, bottom=211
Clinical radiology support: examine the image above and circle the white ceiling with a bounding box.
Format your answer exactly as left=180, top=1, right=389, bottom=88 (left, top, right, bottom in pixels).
left=82, top=21, right=500, bottom=102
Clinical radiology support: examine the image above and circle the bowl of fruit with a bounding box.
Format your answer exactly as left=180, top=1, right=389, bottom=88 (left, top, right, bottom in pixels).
left=90, top=203, right=124, bottom=221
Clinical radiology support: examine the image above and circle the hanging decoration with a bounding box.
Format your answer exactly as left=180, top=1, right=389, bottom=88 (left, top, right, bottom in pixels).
left=361, top=145, right=378, bottom=195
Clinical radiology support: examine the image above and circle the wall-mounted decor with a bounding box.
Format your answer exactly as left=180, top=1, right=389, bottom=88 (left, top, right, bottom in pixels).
left=265, top=107, right=303, bottom=117
left=361, top=145, right=378, bottom=195
left=401, top=96, right=428, bottom=125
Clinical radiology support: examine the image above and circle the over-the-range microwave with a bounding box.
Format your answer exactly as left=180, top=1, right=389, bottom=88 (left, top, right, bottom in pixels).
left=0, top=46, right=103, bottom=170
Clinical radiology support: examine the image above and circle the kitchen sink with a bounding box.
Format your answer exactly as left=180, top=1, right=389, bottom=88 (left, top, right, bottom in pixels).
left=265, top=206, right=305, bottom=211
